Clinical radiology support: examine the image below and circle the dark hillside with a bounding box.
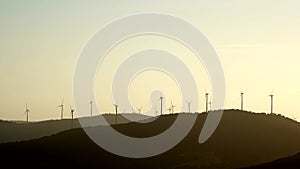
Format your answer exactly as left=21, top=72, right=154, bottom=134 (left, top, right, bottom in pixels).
left=1, top=110, right=300, bottom=169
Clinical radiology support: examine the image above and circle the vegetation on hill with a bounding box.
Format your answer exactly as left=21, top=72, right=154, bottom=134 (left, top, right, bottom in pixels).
left=0, top=114, right=149, bottom=143
left=0, top=110, right=300, bottom=169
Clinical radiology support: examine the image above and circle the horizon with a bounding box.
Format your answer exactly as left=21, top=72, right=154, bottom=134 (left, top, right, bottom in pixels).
left=1, top=0, right=300, bottom=122
left=2, top=109, right=298, bottom=123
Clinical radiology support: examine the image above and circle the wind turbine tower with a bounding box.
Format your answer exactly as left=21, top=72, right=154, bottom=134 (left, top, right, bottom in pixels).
left=168, top=107, right=172, bottom=114
left=205, top=92, right=209, bottom=113
left=241, top=92, right=244, bottom=111
left=24, top=104, right=30, bottom=123
left=137, top=107, right=142, bottom=114
left=187, top=100, right=192, bottom=113
left=113, top=103, right=119, bottom=124
left=113, top=103, right=119, bottom=115
left=90, top=100, right=93, bottom=117
left=171, top=101, right=175, bottom=114
left=159, top=96, right=164, bottom=115
left=269, top=92, right=274, bottom=114
left=70, top=106, right=75, bottom=128
left=58, top=99, right=64, bottom=120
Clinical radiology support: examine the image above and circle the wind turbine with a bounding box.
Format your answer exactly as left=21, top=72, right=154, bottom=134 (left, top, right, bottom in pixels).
left=137, top=107, right=142, bottom=114
left=209, top=99, right=212, bottom=112
left=186, top=100, right=192, bottom=113
left=269, top=91, right=274, bottom=114
left=58, top=99, right=64, bottom=120
left=24, top=104, right=30, bottom=123
left=241, top=91, right=244, bottom=111
left=113, top=103, right=119, bottom=115
left=90, top=100, right=93, bottom=117
left=113, top=102, right=119, bottom=124
left=70, top=106, right=75, bottom=128
left=171, top=101, right=175, bottom=114
left=168, top=107, right=172, bottom=114
left=205, top=92, right=209, bottom=113
left=159, top=95, right=164, bottom=115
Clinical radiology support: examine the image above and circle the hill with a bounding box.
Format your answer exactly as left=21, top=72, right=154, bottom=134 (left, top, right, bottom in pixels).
left=244, top=152, right=300, bottom=169
left=0, top=110, right=300, bottom=169
left=0, top=113, right=150, bottom=143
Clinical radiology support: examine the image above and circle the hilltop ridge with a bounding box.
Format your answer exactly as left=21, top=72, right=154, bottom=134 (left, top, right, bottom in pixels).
left=1, top=110, right=300, bottom=169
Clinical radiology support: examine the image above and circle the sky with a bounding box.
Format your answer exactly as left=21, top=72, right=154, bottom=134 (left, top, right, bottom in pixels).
left=0, top=0, right=300, bottom=121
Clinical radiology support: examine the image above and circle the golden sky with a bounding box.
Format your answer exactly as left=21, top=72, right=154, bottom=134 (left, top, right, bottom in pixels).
left=0, top=0, right=300, bottom=121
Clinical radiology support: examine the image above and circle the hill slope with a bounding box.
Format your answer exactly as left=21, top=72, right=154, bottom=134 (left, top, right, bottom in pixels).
left=244, top=152, right=300, bottom=169
left=0, top=113, right=150, bottom=143
left=0, top=110, right=300, bottom=169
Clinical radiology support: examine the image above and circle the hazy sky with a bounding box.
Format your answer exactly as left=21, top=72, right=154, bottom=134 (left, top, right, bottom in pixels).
left=1, top=0, right=300, bottom=121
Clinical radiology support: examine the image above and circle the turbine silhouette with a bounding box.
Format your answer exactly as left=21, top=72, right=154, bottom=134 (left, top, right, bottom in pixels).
left=205, top=92, right=209, bottom=113
left=58, top=99, right=64, bottom=120
left=241, top=91, right=244, bottom=111
left=269, top=91, right=274, bottom=114
left=137, top=106, right=143, bottom=114
left=70, top=106, right=75, bottom=128
left=90, top=100, right=93, bottom=117
left=170, top=101, right=175, bottom=114
left=186, top=100, right=192, bottom=113
left=24, top=104, right=30, bottom=124
left=159, top=95, right=164, bottom=115
left=167, top=107, right=172, bottom=114
left=113, top=102, right=119, bottom=124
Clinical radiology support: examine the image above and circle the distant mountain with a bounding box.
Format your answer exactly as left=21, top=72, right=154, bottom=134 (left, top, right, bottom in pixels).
left=0, top=110, right=300, bottom=169
left=0, top=113, right=151, bottom=143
